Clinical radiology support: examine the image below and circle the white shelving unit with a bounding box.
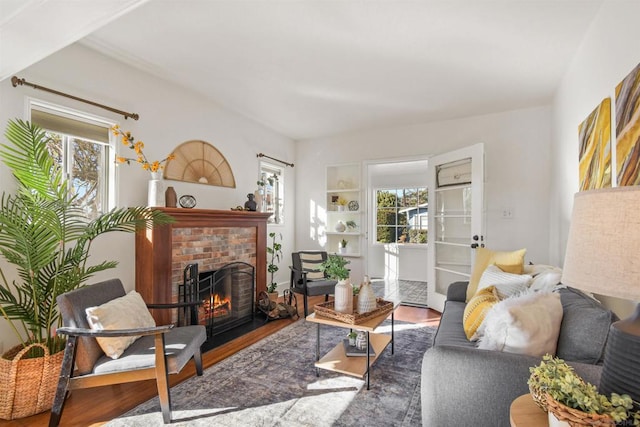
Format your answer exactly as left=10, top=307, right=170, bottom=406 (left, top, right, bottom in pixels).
left=326, top=163, right=362, bottom=258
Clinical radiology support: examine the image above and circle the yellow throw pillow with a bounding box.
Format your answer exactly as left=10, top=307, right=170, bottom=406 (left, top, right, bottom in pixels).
left=463, top=285, right=500, bottom=341
left=466, top=247, right=526, bottom=302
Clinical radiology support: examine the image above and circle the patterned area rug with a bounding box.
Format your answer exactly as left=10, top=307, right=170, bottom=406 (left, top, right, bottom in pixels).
left=107, top=317, right=435, bottom=427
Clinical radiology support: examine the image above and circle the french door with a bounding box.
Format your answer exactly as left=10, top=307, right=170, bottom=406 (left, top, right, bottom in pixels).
left=426, top=144, right=484, bottom=312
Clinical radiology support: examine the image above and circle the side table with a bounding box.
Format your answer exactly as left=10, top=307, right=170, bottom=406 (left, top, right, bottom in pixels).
left=510, top=393, right=548, bottom=427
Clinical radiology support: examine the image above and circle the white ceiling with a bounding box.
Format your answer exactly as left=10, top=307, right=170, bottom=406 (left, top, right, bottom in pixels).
left=4, top=1, right=604, bottom=141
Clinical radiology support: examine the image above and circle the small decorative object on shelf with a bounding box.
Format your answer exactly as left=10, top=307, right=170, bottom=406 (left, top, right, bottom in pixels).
left=528, top=354, right=640, bottom=426
left=165, top=186, right=177, bottom=208
left=147, top=172, right=165, bottom=207
left=245, top=193, right=257, bottom=211
left=346, top=220, right=357, bottom=231
left=338, top=239, right=348, bottom=254
left=179, top=194, right=196, bottom=208
left=348, top=200, right=359, bottom=211
left=336, top=196, right=348, bottom=211
left=358, top=275, right=377, bottom=314
left=348, top=331, right=357, bottom=346
left=334, top=220, right=347, bottom=232
left=355, top=331, right=367, bottom=351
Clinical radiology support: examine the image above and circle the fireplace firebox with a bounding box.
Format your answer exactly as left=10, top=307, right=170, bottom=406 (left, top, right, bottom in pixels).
left=180, top=262, right=255, bottom=339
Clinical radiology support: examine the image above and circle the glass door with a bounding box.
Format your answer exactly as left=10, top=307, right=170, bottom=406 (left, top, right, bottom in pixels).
left=427, top=144, right=484, bottom=312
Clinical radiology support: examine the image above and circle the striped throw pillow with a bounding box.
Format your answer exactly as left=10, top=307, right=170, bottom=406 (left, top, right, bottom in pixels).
left=300, top=253, right=325, bottom=280
left=463, top=285, right=500, bottom=341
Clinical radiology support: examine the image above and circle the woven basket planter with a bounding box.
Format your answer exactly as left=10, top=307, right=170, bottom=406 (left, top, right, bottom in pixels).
left=545, top=393, right=615, bottom=427
left=0, top=343, right=64, bottom=420
left=528, top=372, right=548, bottom=411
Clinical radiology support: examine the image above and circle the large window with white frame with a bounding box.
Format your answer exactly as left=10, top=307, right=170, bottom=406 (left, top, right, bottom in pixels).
left=375, top=187, right=428, bottom=244
left=258, top=161, right=284, bottom=224
left=29, top=100, right=116, bottom=220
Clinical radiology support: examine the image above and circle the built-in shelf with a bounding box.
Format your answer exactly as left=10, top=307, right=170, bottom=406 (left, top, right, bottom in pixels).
left=326, top=163, right=363, bottom=257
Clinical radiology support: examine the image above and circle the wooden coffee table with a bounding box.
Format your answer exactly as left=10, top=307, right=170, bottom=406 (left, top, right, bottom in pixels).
left=306, top=302, right=398, bottom=390
left=510, top=394, right=548, bottom=427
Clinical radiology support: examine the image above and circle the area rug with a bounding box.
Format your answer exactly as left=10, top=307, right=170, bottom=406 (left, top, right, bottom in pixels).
left=107, top=318, right=435, bottom=427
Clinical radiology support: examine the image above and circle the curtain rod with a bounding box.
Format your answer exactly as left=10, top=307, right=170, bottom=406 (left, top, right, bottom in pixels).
left=257, top=153, right=294, bottom=167
left=11, top=76, right=139, bottom=121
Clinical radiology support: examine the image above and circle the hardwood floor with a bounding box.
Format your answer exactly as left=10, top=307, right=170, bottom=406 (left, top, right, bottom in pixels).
left=0, top=296, right=440, bottom=427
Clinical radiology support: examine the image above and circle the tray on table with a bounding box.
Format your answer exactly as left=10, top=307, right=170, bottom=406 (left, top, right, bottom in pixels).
left=313, top=298, right=394, bottom=324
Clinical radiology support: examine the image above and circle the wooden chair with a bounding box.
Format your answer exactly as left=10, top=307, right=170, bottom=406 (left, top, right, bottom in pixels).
left=49, top=278, right=206, bottom=426
left=289, top=251, right=337, bottom=316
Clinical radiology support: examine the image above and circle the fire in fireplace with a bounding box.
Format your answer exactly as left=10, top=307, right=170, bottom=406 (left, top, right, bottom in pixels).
left=180, top=262, right=255, bottom=339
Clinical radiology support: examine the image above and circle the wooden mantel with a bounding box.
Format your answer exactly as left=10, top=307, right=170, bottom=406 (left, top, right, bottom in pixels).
left=135, top=208, right=272, bottom=325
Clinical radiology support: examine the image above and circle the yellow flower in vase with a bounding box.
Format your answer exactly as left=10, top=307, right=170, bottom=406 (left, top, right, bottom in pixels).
left=112, top=125, right=175, bottom=174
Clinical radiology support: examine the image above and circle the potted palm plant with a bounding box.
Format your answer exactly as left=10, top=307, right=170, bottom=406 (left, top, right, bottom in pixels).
left=0, top=119, right=173, bottom=419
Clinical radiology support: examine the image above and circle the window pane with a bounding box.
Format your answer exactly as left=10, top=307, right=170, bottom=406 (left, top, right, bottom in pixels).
left=375, top=186, right=428, bottom=245
left=45, top=132, right=64, bottom=165
left=71, top=138, right=106, bottom=219
left=376, top=190, right=397, bottom=207
left=376, top=226, right=397, bottom=243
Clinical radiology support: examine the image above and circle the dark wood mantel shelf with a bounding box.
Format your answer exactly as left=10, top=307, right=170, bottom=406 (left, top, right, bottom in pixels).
left=135, top=208, right=272, bottom=325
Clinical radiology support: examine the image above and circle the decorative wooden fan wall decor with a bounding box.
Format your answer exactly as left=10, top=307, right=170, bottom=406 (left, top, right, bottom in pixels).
left=163, top=140, right=236, bottom=188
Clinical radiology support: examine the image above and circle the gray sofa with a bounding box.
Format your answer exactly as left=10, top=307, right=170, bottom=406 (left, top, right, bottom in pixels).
left=421, top=281, right=617, bottom=427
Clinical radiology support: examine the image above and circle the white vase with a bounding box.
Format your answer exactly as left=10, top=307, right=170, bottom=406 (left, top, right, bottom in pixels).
left=334, top=220, right=346, bottom=232
left=334, top=279, right=353, bottom=314
left=355, top=331, right=367, bottom=350
left=338, top=246, right=347, bottom=254
left=148, top=172, right=165, bottom=207
left=254, top=189, right=264, bottom=212
left=548, top=411, right=570, bottom=427
left=357, top=275, right=377, bottom=314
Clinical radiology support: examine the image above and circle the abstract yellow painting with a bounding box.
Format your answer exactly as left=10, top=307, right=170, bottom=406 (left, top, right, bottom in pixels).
left=615, top=62, right=640, bottom=186
left=578, top=98, right=611, bottom=190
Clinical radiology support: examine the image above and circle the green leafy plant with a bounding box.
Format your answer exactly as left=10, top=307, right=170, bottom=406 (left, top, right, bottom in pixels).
left=340, top=239, right=348, bottom=248
left=345, top=220, right=357, bottom=230
left=266, top=232, right=282, bottom=293
left=319, top=254, right=350, bottom=280
left=529, top=354, right=640, bottom=425
left=348, top=331, right=357, bottom=340
left=0, top=119, right=173, bottom=357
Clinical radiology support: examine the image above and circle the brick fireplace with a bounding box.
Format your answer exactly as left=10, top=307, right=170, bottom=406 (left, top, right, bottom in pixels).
left=135, top=208, right=271, bottom=325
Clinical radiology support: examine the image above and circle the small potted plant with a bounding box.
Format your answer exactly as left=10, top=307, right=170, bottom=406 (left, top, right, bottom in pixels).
left=347, top=331, right=357, bottom=346
left=339, top=239, right=348, bottom=254
left=266, top=232, right=283, bottom=302
left=529, top=354, right=640, bottom=426
left=346, top=220, right=357, bottom=231
left=336, top=196, right=348, bottom=211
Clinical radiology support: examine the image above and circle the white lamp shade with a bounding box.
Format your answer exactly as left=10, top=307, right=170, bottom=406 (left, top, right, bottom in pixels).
left=561, top=186, right=640, bottom=301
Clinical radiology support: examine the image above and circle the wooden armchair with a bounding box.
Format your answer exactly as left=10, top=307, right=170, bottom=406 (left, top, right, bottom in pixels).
left=289, top=251, right=337, bottom=316
left=49, top=278, right=206, bottom=426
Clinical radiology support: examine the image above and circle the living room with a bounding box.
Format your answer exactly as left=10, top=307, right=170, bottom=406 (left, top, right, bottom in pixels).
left=1, top=1, right=639, bottom=426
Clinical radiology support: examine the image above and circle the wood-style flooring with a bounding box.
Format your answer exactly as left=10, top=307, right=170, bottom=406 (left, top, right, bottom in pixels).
left=0, top=295, right=440, bottom=427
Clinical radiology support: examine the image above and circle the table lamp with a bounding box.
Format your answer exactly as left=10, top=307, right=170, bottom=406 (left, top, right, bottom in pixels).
left=561, top=186, right=640, bottom=405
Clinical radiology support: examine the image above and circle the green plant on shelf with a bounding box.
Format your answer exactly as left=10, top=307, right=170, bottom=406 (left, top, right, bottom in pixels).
left=346, top=220, right=357, bottom=230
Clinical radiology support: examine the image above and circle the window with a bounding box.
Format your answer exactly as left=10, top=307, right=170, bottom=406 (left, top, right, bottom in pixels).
left=258, top=162, right=284, bottom=224
left=29, top=100, right=115, bottom=219
left=375, top=187, right=428, bottom=244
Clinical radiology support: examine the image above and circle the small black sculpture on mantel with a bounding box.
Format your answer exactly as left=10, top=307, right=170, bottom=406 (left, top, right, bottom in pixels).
left=244, top=193, right=257, bottom=211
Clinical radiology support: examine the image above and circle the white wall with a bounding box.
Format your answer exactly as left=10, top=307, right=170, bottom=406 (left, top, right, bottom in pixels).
left=0, top=43, right=295, bottom=352
left=295, top=106, right=553, bottom=282
left=550, top=0, right=640, bottom=316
